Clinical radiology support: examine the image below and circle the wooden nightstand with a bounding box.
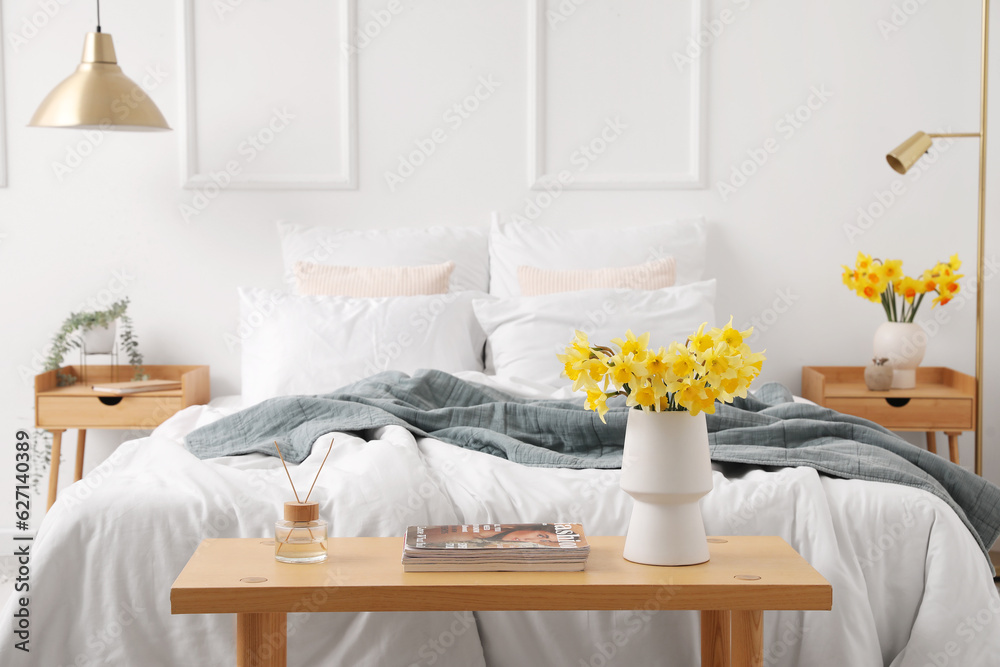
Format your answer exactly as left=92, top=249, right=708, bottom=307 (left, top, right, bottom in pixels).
left=35, top=364, right=210, bottom=509
left=802, top=366, right=975, bottom=465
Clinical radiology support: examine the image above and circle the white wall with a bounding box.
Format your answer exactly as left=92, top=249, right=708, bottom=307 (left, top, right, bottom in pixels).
left=1, top=0, right=997, bottom=535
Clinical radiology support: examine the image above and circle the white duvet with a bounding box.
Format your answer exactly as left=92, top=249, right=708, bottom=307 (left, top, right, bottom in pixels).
left=4, top=374, right=999, bottom=667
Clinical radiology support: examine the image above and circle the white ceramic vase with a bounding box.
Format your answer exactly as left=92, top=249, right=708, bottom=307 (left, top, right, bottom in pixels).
left=620, top=409, right=712, bottom=566
left=80, top=323, right=116, bottom=354
left=872, top=322, right=926, bottom=389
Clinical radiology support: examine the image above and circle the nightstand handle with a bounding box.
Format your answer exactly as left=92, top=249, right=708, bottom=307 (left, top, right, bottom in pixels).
left=885, top=398, right=911, bottom=408
left=97, top=396, right=124, bottom=407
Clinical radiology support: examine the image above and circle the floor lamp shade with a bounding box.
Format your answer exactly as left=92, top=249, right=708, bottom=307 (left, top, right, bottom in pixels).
left=886, top=131, right=933, bottom=174
left=28, top=32, right=170, bottom=131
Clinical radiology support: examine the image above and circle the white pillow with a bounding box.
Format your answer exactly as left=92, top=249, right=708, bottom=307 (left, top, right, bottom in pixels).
left=278, top=222, right=489, bottom=293
left=489, top=217, right=706, bottom=297
left=239, top=288, right=487, bottom=404
left=472, top=281, right=717, bottom=387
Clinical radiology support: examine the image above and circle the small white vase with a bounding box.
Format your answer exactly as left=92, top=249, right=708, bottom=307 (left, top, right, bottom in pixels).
left=80, top=323, right=116, bottom=354
left=620, top=409, right=712, bottom=566
left=872, top=322, right=926, bottom=389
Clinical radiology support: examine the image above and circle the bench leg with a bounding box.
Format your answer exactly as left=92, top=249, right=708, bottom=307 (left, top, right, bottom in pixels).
left=701, top=610, right=731, bottom=666
left=236, top=612, right=286, bottom=667
left=732, top=610, right=763, bottom=667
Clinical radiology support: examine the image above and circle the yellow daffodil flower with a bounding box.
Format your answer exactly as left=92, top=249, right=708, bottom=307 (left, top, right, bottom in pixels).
left=856, top=252, right=873, bottom=272
left=688, top=322, right=715, bottom=354
left=585, top=389, right=611, bottom=422
left=611, top=330, right=650, bottom=357
left=881, top=259, right=904, bottom=283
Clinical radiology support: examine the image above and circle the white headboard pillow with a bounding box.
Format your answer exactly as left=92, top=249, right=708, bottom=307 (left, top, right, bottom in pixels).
left=472, top=280, right=717, bottom=388
left=488, top=217, right=706, bottom=297
left=278, top=222, right=489, bottom=293
left=239, top=288, right=487, bottom=405
left=517, top=257, right=676, bottom=296
left=293, top=260, right=455, bottom=297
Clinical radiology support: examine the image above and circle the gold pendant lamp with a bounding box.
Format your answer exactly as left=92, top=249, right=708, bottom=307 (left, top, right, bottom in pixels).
left=29, top=0, right=170, bottom=131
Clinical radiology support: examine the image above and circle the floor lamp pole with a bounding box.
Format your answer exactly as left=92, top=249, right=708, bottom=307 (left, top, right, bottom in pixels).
left=975, top=0, right=989, bottom=477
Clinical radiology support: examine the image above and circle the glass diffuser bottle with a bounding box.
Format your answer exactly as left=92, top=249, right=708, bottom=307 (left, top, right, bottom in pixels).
left=272, top=438, right=334, bottom=564
left=275, top=501, right=328, bottom=564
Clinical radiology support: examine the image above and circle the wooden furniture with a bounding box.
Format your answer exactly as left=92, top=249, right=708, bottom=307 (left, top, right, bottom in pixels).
left=802, top=366, right=975, bottom=465
left=171, top=536, right=832, bottom=667
left=35, top=365, right=209, bottom=509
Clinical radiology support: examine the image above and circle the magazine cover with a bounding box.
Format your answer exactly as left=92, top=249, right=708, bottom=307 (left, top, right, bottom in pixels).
left=404, top=523, right=589, bottom=550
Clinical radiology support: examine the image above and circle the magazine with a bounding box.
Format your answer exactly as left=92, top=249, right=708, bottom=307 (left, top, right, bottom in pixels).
left=401, top=523, right=590, bottom=572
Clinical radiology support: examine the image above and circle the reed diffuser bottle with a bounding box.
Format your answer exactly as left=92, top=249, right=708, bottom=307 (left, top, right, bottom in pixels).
left=273, top=439, right=333, bottom=564
left=275, top=501, right=328, bottom=564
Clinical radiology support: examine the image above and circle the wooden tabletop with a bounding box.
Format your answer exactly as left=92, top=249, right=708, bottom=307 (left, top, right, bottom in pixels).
left=170, top=536, right=832, bottom=615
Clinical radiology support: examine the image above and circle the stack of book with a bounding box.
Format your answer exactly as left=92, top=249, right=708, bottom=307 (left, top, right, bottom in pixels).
left=401, top=523, right=590, bottom=572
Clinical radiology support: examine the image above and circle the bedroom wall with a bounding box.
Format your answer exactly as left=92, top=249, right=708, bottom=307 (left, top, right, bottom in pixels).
left=1, top=0, right=997, bottom=539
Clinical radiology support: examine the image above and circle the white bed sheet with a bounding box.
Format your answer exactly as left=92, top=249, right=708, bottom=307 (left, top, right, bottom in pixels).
left=3, top=374, right=998, bottom=666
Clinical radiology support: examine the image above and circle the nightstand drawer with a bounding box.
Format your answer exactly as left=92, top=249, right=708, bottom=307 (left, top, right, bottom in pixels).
left=37, top=395, right=184, bottom=429
left=825, top=397, right=973, bottom=431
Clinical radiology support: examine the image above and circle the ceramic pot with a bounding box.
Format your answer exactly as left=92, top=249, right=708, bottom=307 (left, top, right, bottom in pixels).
left=872, top=322, right=926, bottom=389
left=864, top=361, right=894, bottom=391
left=620, top=409, right=712, bottom=566
left=80, top=323, right=116, bottom=354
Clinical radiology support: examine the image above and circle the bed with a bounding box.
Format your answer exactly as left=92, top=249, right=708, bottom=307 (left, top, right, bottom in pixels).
left=6, top=219, right=999, bottom=666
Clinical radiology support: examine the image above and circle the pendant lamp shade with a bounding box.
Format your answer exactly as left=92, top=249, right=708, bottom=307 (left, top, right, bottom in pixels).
left=29, top=32, right=170, bottom=131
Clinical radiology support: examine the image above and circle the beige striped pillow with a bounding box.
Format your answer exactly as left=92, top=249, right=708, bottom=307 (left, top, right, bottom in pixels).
left=517, top=257, right=676, bottom=296
left=293, top=261, right=455, bottom=297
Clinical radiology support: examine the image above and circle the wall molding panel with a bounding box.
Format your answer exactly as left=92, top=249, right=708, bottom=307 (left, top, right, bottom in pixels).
left=180, top=0, right=358, bottom=190
left=528, top=0, right=706, bottom=190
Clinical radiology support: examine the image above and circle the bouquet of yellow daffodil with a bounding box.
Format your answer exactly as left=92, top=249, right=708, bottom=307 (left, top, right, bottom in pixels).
left=558, top=319, right=766, bottom=422
left=842, top=252, right=962, bottom=322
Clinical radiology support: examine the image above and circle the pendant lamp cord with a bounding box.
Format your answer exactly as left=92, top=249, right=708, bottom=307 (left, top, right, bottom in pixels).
left=96, top=0, right=101, bottom=32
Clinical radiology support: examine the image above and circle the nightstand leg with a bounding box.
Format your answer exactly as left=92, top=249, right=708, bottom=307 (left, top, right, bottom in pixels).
left=701, top=610, right=731, bottom=666
left=732, top=610, right=763, bottom=667
left=74, top=430, right=87, bottom=482
left=945, top=432, right=961, bottom=465
left=926, top=431, right=938, bottom=455
left=236, top=612, right=286, bottom=667
left=47, top=430, right=64, bottom=510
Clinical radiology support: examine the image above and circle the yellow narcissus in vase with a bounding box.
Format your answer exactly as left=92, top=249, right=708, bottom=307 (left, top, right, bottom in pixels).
left=841, top=252, right=963, bottom=321
left=558, top=319, right=766, bottom=422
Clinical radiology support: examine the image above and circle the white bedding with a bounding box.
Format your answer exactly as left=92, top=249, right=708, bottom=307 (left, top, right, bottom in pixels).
left=5, top=374, right=999, bottom=666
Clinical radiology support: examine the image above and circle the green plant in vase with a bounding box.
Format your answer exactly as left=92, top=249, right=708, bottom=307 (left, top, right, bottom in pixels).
left=43, top=298, right=146, bottom=386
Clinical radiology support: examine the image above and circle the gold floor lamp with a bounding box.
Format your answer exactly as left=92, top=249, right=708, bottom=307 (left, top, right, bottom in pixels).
left=885, top=1, right=989, bottom=475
